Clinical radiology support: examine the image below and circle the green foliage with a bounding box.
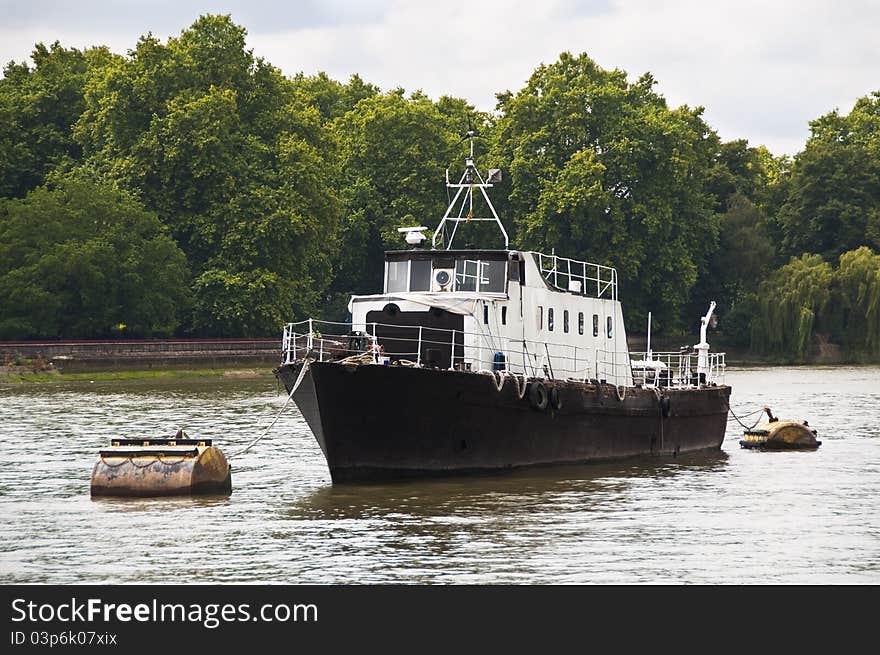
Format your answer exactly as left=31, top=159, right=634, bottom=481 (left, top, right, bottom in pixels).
left=290, top=72, right=378, bottom=123
left=491, top=52, right=718, bottom=331
left=751, top=247, right=880, bottom=359
left=777, top=92, right=880, bottom=261
left=833, top=247, right=880, bottom=355
left=72, top=14, right=340, bottom=335
left=0, top=42, right=117, bottom=198
left=0, top=175, right=190, bottom=338
left=752, top=254, right=833, bottom=359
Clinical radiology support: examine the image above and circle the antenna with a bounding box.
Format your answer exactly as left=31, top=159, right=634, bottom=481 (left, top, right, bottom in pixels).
left=432, top=125, right=508, bottom=250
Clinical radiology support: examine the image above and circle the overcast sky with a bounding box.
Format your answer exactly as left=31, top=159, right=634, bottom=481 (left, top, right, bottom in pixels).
left=2, top=0, right=877, bottom=155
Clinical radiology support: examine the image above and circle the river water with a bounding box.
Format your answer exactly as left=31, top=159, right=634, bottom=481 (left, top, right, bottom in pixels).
left=1, top=366, right=878, bottom=584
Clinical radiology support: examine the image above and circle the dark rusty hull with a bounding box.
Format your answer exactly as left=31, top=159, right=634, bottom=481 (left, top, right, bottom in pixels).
left=274, top=361, right=731, bottom=483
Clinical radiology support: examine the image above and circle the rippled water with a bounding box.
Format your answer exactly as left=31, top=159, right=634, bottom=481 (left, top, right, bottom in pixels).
left=1, top=366, right=878, bottom=584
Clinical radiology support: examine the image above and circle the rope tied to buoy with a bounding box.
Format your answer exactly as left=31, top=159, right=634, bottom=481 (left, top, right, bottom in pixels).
left=727, top=403, right=768, bottom=431
left=227, top=358, right=311, bottom=459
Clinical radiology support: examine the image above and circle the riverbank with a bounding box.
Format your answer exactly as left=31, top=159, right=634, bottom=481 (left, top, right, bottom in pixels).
left=0, top=362, right=273, bottom=384
left=1, top=336, right=875, bottom=385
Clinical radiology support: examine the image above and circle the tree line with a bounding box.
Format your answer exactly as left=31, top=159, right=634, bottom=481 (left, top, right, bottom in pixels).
left=1, top=15, right=878, bottom=360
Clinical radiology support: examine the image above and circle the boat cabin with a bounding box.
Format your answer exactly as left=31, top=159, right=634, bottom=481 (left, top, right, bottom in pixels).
left=346, top=247, right=631, bottom=386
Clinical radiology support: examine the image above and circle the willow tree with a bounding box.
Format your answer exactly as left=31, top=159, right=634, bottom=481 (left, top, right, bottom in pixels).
left=751, top=254, right=833, bottom=359
left=835, top=246, right=880, bottom=355
left=491, top=52, right=719, bottom=331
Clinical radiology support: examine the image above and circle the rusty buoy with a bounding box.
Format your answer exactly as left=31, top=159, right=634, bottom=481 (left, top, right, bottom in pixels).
left=740, top=408, right=821, bottom=450
left=90, top=430, right=232, bottom=497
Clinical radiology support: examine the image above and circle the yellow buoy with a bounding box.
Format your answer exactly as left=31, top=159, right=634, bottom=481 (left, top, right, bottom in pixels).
left=740, top=408, right=821, bottom=450
left=91, top=431, right=232, bottom=497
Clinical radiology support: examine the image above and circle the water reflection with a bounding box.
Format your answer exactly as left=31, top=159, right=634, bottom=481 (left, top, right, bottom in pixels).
left=292, top=452, right=730, bottom=521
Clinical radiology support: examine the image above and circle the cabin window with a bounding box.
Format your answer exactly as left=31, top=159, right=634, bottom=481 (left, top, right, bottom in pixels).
left=563, top=310, right=569, bottom=333
left=454, top=259, right=506, bottom=292
left=483, top=304, right=489, bottom=325
left=537, top=306, right=543, bottom=330
left=607, top=316, right=613, bottom=339
left=502, top=306, right=507, bottom=325
left=593, top=314, right=599, bottom=337
left=578, top=312, right=584, bottom=335
left=548, top=308, right=555, bottom=331
left=480, top=260, right=507, bottom=292
left=455, top=259, right=479, bottom=292
left=386, top=260, right=408, bottom=293
left=409, top=259, right=431, bottom=292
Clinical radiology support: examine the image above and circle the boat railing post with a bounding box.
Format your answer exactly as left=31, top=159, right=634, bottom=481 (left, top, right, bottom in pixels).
left=450, top=329, right=456, bottom=370
left=417, top=326, right=423, bottom=367
left=307, top=318, right=314, bottom=355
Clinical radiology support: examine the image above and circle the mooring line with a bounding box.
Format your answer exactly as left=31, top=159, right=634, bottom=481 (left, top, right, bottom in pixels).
left=227, top=359, right=310, bottom=458
left=727, top=403, right=766, bottom=431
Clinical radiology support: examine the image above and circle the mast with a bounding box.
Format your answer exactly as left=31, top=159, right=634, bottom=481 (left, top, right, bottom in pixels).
left=432, top=130, right=508, bottom=250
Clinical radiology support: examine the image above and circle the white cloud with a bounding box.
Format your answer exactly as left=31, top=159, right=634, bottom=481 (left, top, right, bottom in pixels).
left=2, top=0, right=877, bottom=155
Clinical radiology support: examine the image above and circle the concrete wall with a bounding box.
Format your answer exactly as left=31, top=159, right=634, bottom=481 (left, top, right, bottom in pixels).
left=0, top=339, right=282, bottom=369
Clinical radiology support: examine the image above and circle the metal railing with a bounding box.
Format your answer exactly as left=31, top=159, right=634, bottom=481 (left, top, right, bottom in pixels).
left=629, top=351, right=726, bottom=387
left=282, top=320, right=717, bottom=388
left=281, top=319, right=632, bottom=383
left=282, top=320, right=725, bottom=387
left=535, top=252, right=617, bottom=300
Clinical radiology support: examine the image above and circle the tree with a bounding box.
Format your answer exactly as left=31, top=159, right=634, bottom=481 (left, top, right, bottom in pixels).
left=290, top=72, right=378, bottom=123
left=776, top=92, right=880, bottom=261
left=751, top=254, right=833, bottom=359
left=833, top=247, right=880, bottom=355
left=73, top=15, right=341, bottom=335
left=0, top=175, right=190, bottom=338
left=0, top=42, right=117, bottom=198
left=491, top=52, right=719, bottom=331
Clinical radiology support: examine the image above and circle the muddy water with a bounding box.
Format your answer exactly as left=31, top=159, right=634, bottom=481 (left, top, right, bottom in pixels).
left=1, top=366, right=878, bottom=583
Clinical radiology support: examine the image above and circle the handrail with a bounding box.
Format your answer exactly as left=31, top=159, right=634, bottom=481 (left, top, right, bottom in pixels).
left=281, top=320, right=726, bottom=388
left=630, top=351, right=726, bottom=387
left=535, top=252, right=617, bottom=300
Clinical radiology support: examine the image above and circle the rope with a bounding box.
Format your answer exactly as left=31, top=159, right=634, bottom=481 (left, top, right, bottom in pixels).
left=727, top=404, right=767, bottom=432
left=726, top=407, right=765, bottom=421
left=614, top=384, right=627, bottom=401
left=481, top=369, right=505, bottom=391
left=227, top=359, right=310, bottom=458
left=513, top=373, right=527, bottom=399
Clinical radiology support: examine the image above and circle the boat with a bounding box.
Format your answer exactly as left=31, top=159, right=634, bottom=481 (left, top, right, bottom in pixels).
left=274, top=133, right=730, bottom=483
